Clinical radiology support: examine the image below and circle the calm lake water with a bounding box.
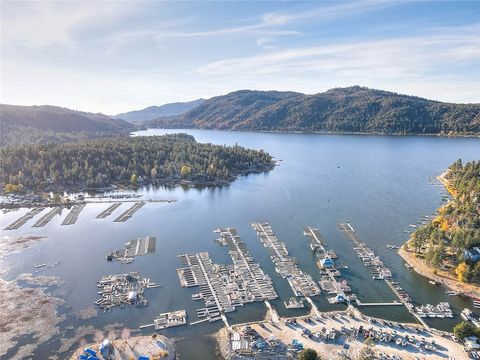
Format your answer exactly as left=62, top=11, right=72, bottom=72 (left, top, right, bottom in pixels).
left=1, top=130, right=479, bottom=359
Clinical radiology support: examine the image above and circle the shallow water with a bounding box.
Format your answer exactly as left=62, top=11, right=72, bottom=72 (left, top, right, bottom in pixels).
left=1, top=130, right=479, bottom=359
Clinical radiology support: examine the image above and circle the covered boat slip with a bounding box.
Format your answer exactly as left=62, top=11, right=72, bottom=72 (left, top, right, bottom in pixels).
left=251, top=222, right=321, bottom=297
left=176, top=227, right=278, bottom=322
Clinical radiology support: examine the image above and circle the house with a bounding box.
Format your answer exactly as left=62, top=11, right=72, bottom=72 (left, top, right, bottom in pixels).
left=464, top=247, right=480, bottom=262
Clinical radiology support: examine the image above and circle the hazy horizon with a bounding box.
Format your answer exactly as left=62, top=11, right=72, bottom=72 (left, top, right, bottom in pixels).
left=1, top=0, right=479, bottom=114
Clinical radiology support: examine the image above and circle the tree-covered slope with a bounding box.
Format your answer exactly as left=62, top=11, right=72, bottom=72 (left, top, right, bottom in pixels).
left=0, top=133, right=274, bottom=191
left=408, top=160, right=480, bottom=281
left=150, top=87, right=480, bottom=135
left=115, top=99, right=205, bottom=125
left=0, top=104, right=136, bottom=146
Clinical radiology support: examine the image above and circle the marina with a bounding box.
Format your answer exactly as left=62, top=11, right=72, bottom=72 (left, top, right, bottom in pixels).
left=177, top=227, right=278, bottom=322
left=31, top=207, right=61, bottom=227
left=113, top=201, right=145, bottom=222
left=338, top=222, right=434, bottom=328
left=251, top=222, right=321, bottom=297
left=95, top=202, right=121, bottom=219
left=4, top=207, right=43, bottom=230
left=304, top=226, right=351, bottom=304
left=61, top=204, right=85, bottom=225
left=94, top=272, right=158, bottom=311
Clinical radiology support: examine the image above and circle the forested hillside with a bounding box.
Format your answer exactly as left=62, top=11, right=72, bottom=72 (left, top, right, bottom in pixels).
left=0, top=104, right=136, bottom=146
left=0, top=134, right=274, bottom=192
left=149, top=87, right=480, bottom=135
left=115, top=99, right=205, bottom=124
left=408, top=160, right=480, bottom=282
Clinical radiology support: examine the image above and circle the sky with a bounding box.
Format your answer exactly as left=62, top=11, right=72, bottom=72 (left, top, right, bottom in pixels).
left=1, top=0, right=479, bottom=114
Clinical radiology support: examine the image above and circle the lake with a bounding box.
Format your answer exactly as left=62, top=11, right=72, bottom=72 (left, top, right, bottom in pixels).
left=1, top=130, right=479, bottom=359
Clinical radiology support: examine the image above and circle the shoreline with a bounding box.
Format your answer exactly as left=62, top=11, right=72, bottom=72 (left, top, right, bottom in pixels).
left=398, top=169, right=480, bottom=299
left=141, top=127, right=480, bottom=139
left=398, top=245, right=480, bottom=300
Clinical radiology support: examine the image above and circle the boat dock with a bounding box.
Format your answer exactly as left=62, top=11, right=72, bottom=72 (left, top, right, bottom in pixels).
left=31, top=207, right=61, bottom=227
left=140, top=310, right=187, bottom=330
left=61, top=204, right=85, bottom=225
left=214, top=227, right=278, bottom=301
left=305, top=226, right=350, bottom=304
left=177, top=252, right=235, bottom=321
left=96, top=202, right=122, bottom=219
left=114, top=236, right=156, bottom=259
left=113, top=202, right=145, bottom=222
left=251, top=222, right=321, bottom=297
left=284, top=297, right=305, bottom=309
left=338, top=222, right=430, bottom=329
left=95, top=272, right=155, bottom=311
left=177, top=227, right=278, bottom=322
left=304, top=226, right=326, bottom=250
left=4, top=208, right=44, bottom=230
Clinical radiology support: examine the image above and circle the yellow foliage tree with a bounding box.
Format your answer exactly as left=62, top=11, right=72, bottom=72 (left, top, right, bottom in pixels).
left=455, top=262, right=469, bottom=282
left=180, top=165, right=191, bottom=177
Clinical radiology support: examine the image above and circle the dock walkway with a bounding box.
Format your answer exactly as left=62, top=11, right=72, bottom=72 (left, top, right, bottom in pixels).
left=32, top=207, right=61, bottom=227
left=113, top=202, right=145, bottom=222
left=61, top=204, right=85, bottom=225
left=252, top=222, right=320, bottom=297
left=96, top=202, right=121, bottom=219
left=4, top=208, right=43, bottom=230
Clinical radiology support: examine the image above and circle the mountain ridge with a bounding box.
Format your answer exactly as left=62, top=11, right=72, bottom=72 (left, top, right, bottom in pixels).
left=148, top=86, right=480, bottom=135
left=115, top=99, right=205, bottom=124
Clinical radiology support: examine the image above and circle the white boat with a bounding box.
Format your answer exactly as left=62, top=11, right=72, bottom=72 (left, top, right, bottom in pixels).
left=34, top=263, right=46, bottom=268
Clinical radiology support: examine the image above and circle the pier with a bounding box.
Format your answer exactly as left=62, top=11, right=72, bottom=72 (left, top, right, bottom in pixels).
left=113, top=201, right=145, bottom=222
left=61, top=204, right=85, bottom=225
left=96, top=202, right=121, bottom=219
left=115, top=236, right=156, bottom=259
left=252, top=222, right=320, bottom=297
left=4, top=208, right=43, bottom=230
left=305, top=226, right=350, bottom=304
left=177, top=227, right=278, bottom=322
left=31, top=207, right=61, bottom=227
left=338, top=222, right=430, bottom=329
left=214, top=227, right=278, bottom=301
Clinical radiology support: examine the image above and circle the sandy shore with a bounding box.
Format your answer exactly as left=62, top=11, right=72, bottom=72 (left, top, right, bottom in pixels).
left=217, top=307, right=466, bottom=360
left=399, top=246, right=480, bottom=299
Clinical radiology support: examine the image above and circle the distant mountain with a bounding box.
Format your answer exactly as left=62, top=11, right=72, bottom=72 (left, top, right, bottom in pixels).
left=115, top=99, right=205, bottom=124
left=149, top=87, right=480, bottom=135
left=0, top=104, right=136, bottom=146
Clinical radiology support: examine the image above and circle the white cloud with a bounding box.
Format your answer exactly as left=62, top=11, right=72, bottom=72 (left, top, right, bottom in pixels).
left=0, top=1, right=138, bottom=48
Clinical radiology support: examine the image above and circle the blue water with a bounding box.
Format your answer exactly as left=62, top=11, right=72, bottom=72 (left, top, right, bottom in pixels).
left=1, top=130, right=479, bottom=359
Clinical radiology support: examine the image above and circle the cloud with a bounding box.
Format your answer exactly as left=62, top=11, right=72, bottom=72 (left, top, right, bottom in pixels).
left=198, top=27, right=480, bottom=80
left=0, top=1, right=138, bottom=48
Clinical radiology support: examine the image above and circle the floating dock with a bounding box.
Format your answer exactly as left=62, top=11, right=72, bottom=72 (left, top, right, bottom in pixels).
left=61, top=204, right=85, bottom=225
left=155, top=310, right=187, bottom=330
left=95, top=272, right=157, bottom=311
left=115, top=236, right=156, bottom=258
left=4, top=208, right=44, bottom=230
left=305, top=226, right=350, bottom=303
left=177, top=252, right=235, bottom=321
left=284, top=297, right=305, bottom=309
left=214, top=227, right=278, bottom=301
left=96, top=202, right=122, bottom=219
left=177, top=227, right=277, bottom=322
left=251, top=222, right=320, bottom=297
left=113, top=202, right=145, bottom=222
left=339, top=222, right=430, bottom=329
left=32, top=207, right=61, bottom=227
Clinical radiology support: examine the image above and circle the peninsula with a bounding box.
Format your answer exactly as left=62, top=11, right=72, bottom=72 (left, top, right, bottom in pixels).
left=0, top=133, right=274, bottom=195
